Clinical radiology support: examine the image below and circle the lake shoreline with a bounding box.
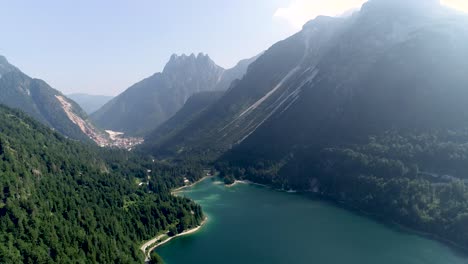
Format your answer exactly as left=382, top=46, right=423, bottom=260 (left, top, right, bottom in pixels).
left=299, top=191, right=468, bottom=255
left=172, top=175, right=214, bottom=194
left=141, top=176, right=211, bottom=263
left=228, top=177, right=468, bottom=255
left=156, top=176, right=468, bottom=264
left=143, top=218, right=208, bottom=262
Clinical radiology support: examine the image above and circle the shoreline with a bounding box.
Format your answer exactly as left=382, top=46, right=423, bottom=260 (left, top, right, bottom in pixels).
left=227, top=178, right=468, bottom=252
left=225, top=179, right=268, bottom=188
left=142, top=176, right=468, bottom=262
left=141, top=177, right=210, bottom=262
left=172, top=175, right=214, bottom=194
left=142, top=218, right=208, bottom=262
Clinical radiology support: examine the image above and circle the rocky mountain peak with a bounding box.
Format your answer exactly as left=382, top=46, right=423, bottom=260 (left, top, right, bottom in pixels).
left=0, top=55, right=8, bottom=65
left=0, top=55, right=19, bottom=76
left=303, top=15, right=336, bottom=30
left=163, top=53, right=222, bottom=75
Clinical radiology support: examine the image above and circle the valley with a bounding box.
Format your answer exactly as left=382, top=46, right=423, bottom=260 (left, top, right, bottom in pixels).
left=1, top=0, right=468, bottom=263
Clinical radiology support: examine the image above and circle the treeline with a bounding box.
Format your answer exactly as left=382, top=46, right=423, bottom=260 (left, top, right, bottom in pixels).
left=0, top=105, right=204, bottom=263
left=217, top=130, right=468, bottom=249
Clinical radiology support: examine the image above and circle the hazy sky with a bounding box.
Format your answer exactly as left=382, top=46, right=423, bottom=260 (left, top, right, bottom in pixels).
left=0, top=0, right=466, bottom=96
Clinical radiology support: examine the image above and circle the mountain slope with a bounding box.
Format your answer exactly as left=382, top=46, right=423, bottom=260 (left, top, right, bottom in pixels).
left=147, top=15, right=345, bottom=157
left=0, top=57, right=105, bottom=143
left=148, top=0, right=468, bottom=160
left=144, top=91, right=224, bottom=152
left=227, top=0, right=468, bottom=160
left=67, top=93, right=113, bottom=114
left=91, top=53, right=256, bottom=136
left=0, top=104, right=204, bottom=263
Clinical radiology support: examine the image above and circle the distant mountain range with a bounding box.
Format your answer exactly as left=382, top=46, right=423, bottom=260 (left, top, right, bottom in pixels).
left=67, top=93, right=113, bottom=114
left=91, top=53, right=258, bottom=136
left=0, top=56, right=106, bottom=143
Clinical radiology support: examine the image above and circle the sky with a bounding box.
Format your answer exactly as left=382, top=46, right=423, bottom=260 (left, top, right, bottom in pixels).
left=0, top=0, right=466, bottom=96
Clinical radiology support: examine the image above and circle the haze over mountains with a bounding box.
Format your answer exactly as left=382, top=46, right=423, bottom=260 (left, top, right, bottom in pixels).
left=145, top=0, right=468, bottom=161
left=91, top=53, right=257, bottom=136
left=67, top=93, right=113, bottom=114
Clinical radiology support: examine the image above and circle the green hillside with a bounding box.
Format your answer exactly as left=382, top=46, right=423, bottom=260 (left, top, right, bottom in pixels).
left=0, top=104, right=204, bottom=263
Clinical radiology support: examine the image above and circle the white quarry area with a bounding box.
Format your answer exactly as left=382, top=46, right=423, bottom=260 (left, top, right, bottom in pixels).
left=105, top=130, right=144, bottom=150
left=105, top=130, right=125, bottom=140
left=55, top=95, right=143, bottom=150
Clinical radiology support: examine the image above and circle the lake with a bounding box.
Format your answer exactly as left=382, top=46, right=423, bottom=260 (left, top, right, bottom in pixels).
left=156, top=178, right=468, bottom=264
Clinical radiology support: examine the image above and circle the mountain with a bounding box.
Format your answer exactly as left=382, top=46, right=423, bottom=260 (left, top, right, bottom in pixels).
left=91, top=53, right=257, bottom=136
left=67, top=93, right=113, bottom=114
left=213, top=54, right=261, bottom=91
left=148, top=0, right=468, bottom=160
left=0, top=104, right=204, bottom=263
left=143, top=0, right=468, bottom=249
left=144, top=15, right=344, bottom=157
left=0, top=56, right=106, bottom=143
left=144, top=91, right=224, bottom=152
left=0, top=55, right=19, bottom=77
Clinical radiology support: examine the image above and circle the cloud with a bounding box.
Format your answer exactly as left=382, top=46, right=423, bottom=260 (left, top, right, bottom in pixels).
left=441, top=0, right=468, bottom=13
left=274, top=0, right=367, bottom=29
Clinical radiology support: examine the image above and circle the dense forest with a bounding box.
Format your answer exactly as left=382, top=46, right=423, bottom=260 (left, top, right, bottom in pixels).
left=217, top=130, right=468, bottom=249
left=0, top=105, right=204, bottom=263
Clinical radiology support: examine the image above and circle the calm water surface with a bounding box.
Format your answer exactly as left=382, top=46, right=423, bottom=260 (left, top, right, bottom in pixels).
left=156, top=178, right=468, bottom=264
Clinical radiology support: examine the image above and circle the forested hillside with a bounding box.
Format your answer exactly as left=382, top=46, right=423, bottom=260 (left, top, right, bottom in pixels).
left=218, top=130, right=468, bottom=249
left=0, top=105, right=204, bottom=263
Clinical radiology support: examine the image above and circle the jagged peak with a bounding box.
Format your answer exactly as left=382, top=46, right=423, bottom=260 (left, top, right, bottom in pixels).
left=0, top=55, right=20, bottom=75
left=164, top=52, right=221, bottom=74
left=169, top=52, right=211, bottom=61
left=0, top=55, right=8, bottom=64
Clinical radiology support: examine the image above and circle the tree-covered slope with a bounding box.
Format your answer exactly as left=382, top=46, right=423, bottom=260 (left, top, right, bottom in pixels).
left=0, top=104, right=204, bottom=263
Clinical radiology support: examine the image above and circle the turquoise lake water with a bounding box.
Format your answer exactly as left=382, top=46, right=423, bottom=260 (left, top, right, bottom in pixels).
left=156, top=178, right=468, bottom=264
